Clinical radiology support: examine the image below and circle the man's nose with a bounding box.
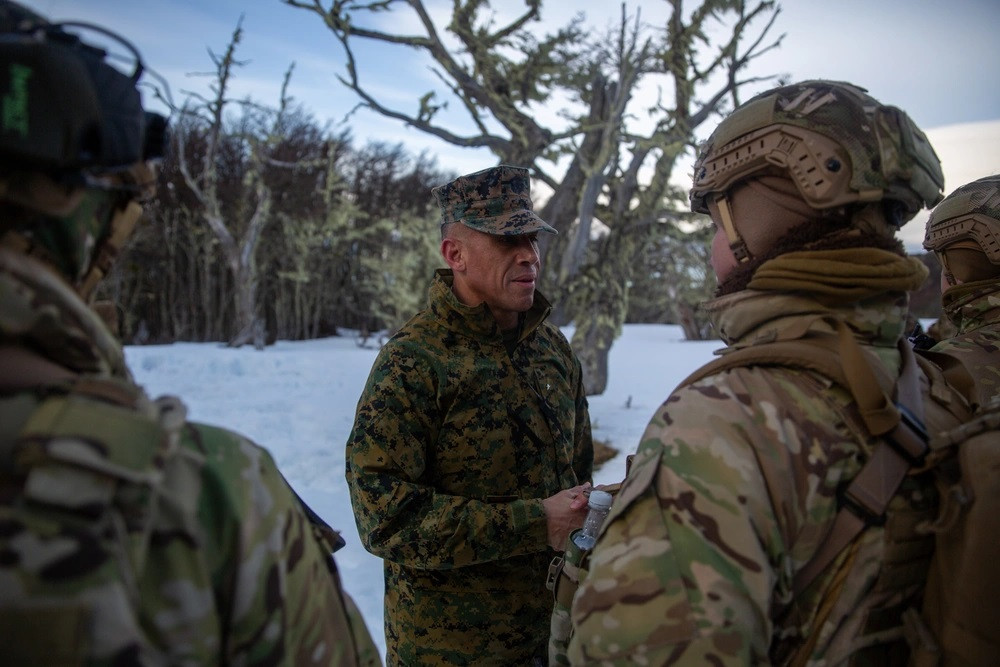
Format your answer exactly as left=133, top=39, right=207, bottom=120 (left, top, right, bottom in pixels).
left=516, top=238, right=539, bottom=263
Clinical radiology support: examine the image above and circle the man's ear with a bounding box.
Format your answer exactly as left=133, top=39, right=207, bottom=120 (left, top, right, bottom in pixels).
left=441, top=237, right=465, bottom=272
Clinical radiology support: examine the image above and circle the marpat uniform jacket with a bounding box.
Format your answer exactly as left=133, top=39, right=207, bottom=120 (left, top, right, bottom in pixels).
left=347, top=269, right=593, bottom=665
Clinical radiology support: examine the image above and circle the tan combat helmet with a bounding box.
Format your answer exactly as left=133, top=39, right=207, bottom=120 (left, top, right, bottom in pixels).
left=690, top=80, right=944, bottom=262
left=924, top=175, right=1000, bottom=284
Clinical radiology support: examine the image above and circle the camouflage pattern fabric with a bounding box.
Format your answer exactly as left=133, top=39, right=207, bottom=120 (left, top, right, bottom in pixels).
left=0, top=248, right=380, bottom=666
left=929, top=280, right=1000, bottom=405
left=346, top=268, right=593, bottom=665
left=567, top=264, right=966, bottom=665
left=922, top=174, right=1000, bottom=264
left=431, top=165, right=558, bottom=236
left=926, top=315, right=958, bottom=344
left=690, top=80, right=943, bottom=220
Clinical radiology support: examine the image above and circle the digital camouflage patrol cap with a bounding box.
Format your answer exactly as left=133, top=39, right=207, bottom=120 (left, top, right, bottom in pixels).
left=690, top=80, right=944, bottom=223
left=432, top=165, right=557, bottom=235
left=0, top=0, right=167, bottom=296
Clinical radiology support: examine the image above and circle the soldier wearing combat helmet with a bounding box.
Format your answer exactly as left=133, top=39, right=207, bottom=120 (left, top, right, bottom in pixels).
left=566, top=80, right=969, bottom=665
left=921, top=175, right=1000, bottom=405
left=0, top=3, right=379, bottom=664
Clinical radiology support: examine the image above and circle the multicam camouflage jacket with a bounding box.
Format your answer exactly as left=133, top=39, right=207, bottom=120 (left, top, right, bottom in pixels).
left=568, top=284, right=966, bottom=666
left=0, top=248, right=379, bottom=666
left=346, top=268, right=593, bottom=665
left=927, top=280, right=1000, bottom=406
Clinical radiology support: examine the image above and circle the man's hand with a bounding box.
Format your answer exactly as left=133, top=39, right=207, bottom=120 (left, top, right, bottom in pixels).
left=542, top=483, right=592, bottom=551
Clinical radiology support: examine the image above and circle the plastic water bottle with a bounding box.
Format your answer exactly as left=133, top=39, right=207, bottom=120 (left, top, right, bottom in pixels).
left=571, top=489, right=613, bottom=551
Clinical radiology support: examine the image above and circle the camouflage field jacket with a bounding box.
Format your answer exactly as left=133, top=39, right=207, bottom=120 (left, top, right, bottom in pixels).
left=930, top=280, right=1000, bottom=405
left=568, top=287, right=965, bottom=666
left=0, top=249, right=379, bottom=666
left=347, top=269, right=593, bottom=665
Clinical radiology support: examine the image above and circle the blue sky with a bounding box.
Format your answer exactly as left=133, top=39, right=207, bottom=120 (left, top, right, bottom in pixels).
left=29, top=0, right=1000, bottom=136
left=23, top=0, right=1000, bottom=248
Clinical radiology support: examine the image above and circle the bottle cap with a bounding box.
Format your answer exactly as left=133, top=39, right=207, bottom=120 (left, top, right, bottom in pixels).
left=588, top=489, right=612, bottom=510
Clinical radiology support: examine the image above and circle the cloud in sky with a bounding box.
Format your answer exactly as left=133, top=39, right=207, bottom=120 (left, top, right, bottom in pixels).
left=36, top=1, right=999, bottom=127
left=900, top=119, right=1000, bottom=251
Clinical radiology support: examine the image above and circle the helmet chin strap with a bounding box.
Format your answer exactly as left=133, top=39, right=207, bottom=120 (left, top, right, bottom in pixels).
left=76, top=162, right=155, bottom=300
left=936, top=248, right=956, bottom=287
left=715, top=195, right=752, bottom=263
left=77, top=199, right=143, bottom=301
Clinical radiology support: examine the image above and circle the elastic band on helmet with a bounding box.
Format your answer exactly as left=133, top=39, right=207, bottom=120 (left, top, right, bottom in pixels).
left=715, top=195, right=750, bottom=263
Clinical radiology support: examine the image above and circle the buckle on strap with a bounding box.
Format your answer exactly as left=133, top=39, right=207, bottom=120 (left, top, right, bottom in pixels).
left=838, top=485, right=888, bottom=527
left=546, top=556, right=564, bottom=593
left=837, top=440, right=908, bottom=528
left=890, top=401, right=929, bottom=466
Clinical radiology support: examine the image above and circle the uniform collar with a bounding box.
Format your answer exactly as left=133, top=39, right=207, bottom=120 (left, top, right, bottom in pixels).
left=429, top=268, right=551, bottom=343
left=942, top=281, right=1000, bottom=333
left=703, top=287, right=910, bottom=353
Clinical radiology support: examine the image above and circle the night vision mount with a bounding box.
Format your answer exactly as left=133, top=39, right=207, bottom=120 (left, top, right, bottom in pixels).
left=0, top=17, right=167, bottom=175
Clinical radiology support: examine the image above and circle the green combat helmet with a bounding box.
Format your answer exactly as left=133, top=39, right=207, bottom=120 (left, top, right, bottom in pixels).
left=924, top=175, right=1000, bottom=283
left=690, top=80, right=944, bottom=258
left=0, top=1, right=168, bottom=297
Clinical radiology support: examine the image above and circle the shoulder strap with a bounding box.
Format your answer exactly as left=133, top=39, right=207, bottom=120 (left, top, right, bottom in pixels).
left=916, top=347, right=979, bottom=407
left=792, top=344, right=926, bottom=596
left=680, top=322, right=904, bottom=437
left=678, top=321, right=929, bottom=597
left=0, top=344, right=77, bottom=390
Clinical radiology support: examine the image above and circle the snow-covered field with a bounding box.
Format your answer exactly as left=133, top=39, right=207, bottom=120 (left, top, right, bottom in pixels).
left=125, top=324, right=724, bottom=660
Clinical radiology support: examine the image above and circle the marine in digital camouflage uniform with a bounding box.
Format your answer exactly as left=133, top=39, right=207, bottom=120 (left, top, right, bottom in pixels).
left=922, top=175, right=1000, bottom=406
left=346, top=165, right=594, bottom=665
left=567, top=81, right=970, bottom=665
left=0, top=4, right=379, bottom=664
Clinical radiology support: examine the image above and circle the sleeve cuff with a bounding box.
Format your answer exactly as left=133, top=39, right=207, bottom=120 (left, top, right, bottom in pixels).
left=509, top=498, right=549, bottom=548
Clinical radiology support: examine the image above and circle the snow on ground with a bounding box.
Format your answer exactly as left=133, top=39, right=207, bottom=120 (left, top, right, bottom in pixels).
left=125, top=324, right=723, bottom=660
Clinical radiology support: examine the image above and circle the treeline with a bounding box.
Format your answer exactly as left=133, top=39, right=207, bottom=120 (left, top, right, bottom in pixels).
left=95, top=20, right=456, bottom=347
left=100, top=113, right=450, bottom=345
left=97, top=102, right=941, bottom=347
left=96, top=8, right=942, bottom=364
left=100, top=115, right=720, bottom=346
left=92, top=11, right=719, bottom=350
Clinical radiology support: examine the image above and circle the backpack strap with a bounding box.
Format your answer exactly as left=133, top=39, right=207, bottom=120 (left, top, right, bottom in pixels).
left=681, top=320, right=909, bottom=437
left=0, top=344, right=77, bottom=390
left=791, top=343, right=926, bottom=597
left=678, top=320, right=930, bottom=598
left=915, top=347, right=979, bottom=408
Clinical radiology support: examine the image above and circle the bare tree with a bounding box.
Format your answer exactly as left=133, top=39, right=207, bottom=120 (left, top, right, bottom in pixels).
left=286, top=0, right=784, bottom=391
left=565, top=0, right=785, bottom=392
left=285, top=0, right=590, bottom=166
left=169, top=19, right=305, bottom=348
